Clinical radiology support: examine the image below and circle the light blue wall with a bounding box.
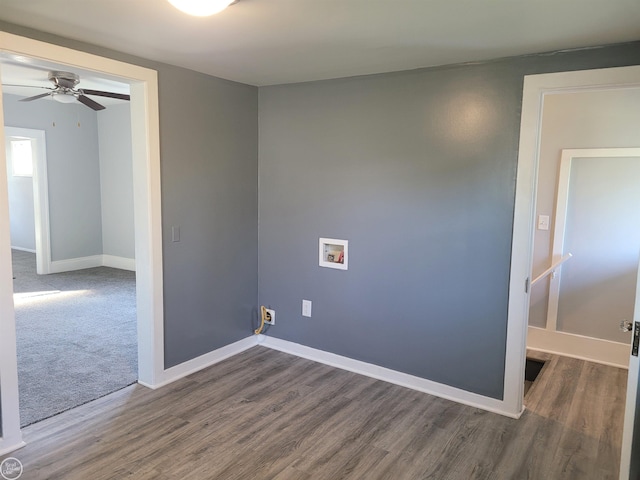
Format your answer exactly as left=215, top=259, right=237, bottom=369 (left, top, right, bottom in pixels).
left=4, top=97, right=136, bottom=264
left=97, top=104, right=135, bottom=260
left=3, top=93, right=103, bottom=261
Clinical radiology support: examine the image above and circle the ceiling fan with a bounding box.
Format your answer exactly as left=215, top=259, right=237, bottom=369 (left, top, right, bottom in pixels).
left=3, top=70, right=130, bottom=111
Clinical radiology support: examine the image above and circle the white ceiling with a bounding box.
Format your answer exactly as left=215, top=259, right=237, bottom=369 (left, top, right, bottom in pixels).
left=0, top=0, right=639, bottom=87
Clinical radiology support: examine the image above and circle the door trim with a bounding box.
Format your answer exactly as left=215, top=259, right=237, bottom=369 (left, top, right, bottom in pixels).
left=0, top=32, right=165, bottom=454
left=506, top=66, right=640, bottom=425
left=4, top=127, right=50, bottom=274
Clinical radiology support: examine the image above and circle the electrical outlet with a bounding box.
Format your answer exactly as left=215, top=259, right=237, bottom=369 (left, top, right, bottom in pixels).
left=302, top=300, right=312, bottom=317
left=265, top=308, right=275, bottom=325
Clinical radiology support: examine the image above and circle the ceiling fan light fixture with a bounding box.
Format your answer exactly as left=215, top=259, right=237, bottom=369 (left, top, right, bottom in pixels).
left=52, top=92, right=77, bottom=104
left=167, top=0, right=234, bottom=16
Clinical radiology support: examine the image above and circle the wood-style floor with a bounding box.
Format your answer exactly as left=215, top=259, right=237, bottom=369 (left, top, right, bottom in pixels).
left=0, top=346, right=627, bottom=479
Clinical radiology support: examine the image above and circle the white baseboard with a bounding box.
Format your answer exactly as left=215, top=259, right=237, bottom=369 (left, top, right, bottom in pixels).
left=258, top=335, right=521, bottom=419
left=0, top=439, right=26, bottom=457
left=527, top=326, right=630, bottom=369
left=10, top=246, right=36, bottom=253
left=102, top=255, right=136, bottom=271
left=139, top=333, right=523, bottom=419
left=49, top=255, right=103, bottom=273
left=143, top=336, right=258, bottom=389
left=48, top=254, right=135, bottom=273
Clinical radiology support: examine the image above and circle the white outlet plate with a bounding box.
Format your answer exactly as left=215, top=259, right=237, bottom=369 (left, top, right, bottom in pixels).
left=302, top=300, right=312, bottom=317
left=265, top=308, right=275, bottom=325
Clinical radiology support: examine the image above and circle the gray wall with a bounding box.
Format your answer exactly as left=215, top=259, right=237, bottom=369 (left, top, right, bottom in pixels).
left=3, top=93, right=103, bottom=261
left=0, top=22, right=259, bottom=372
left=529, top=89, right=640, bottom=332
left=258, top=43, right=640, bottom=399
left=97, top=104, right=135, bottom=260
left=160, top=64, right=259, bottom=366
left=5, top=132, right=35, bottom=251
left=1, top=19, right=639, bottom=409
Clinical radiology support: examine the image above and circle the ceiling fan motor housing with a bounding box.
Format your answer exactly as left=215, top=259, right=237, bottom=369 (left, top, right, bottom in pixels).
left=48, top=70, right=80, bottom=90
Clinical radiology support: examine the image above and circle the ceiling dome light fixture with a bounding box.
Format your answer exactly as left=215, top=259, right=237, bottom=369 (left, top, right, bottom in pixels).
left=167, top=0, right=235, bottom=16
left=52, top=92, right=77, bottom=104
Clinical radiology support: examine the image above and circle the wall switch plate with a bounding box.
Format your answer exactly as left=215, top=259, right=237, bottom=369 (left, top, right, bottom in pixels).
left=302, top=300, right=312, bottom=317
left=264, top=308, right=275, bottom=325
left=537, top=215, right=550, bottom=231
left=171, top=226, right=180, bottom=242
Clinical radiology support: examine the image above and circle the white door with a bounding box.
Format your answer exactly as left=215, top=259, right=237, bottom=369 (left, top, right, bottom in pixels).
left=620, top=254, right=640, bottom=480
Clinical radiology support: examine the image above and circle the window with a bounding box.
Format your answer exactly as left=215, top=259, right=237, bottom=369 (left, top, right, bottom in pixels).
left=11, top=139, right=34, bottom=177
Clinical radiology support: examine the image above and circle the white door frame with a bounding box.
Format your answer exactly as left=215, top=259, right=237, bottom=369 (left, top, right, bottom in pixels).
left=4, top=127, right=50, bottom=275
left=506, top=66, right=640, bottom=427
left=620, top=257, right=640, bottom=480
left=0, top=32, right=165, bottom=455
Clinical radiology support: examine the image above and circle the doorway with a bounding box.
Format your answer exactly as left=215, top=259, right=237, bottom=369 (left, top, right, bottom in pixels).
left=504, top=65, right=640, bottom=414
left=4, top=127, right=50, bottom=275
left=528, top=146, right=640, bottom=366
left=526, top=87, right=640, bottom=366
left=506, top=65, right=640, bottom=478
left=0, top=32, right=164, bottom=455
left=5, top=105, right=139, bottom=426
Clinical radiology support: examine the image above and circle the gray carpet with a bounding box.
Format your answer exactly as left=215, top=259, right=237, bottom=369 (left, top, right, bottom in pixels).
left=11, top=249, right=137, bottom=427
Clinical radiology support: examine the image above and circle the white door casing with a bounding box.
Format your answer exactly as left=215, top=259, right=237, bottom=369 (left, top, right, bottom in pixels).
left=0, top=85, right=23, bottom=454
left=0, top=32, right=164, bottom=455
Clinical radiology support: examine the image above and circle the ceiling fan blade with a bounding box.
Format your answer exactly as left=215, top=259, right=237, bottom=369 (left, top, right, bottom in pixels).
left=2, top=84, right=53, bottom=90
left=20, top=92, right=52, bottom=102
left=81, top=89, right=130, bottom=101
left=77, top=94, right=106, bottom=111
